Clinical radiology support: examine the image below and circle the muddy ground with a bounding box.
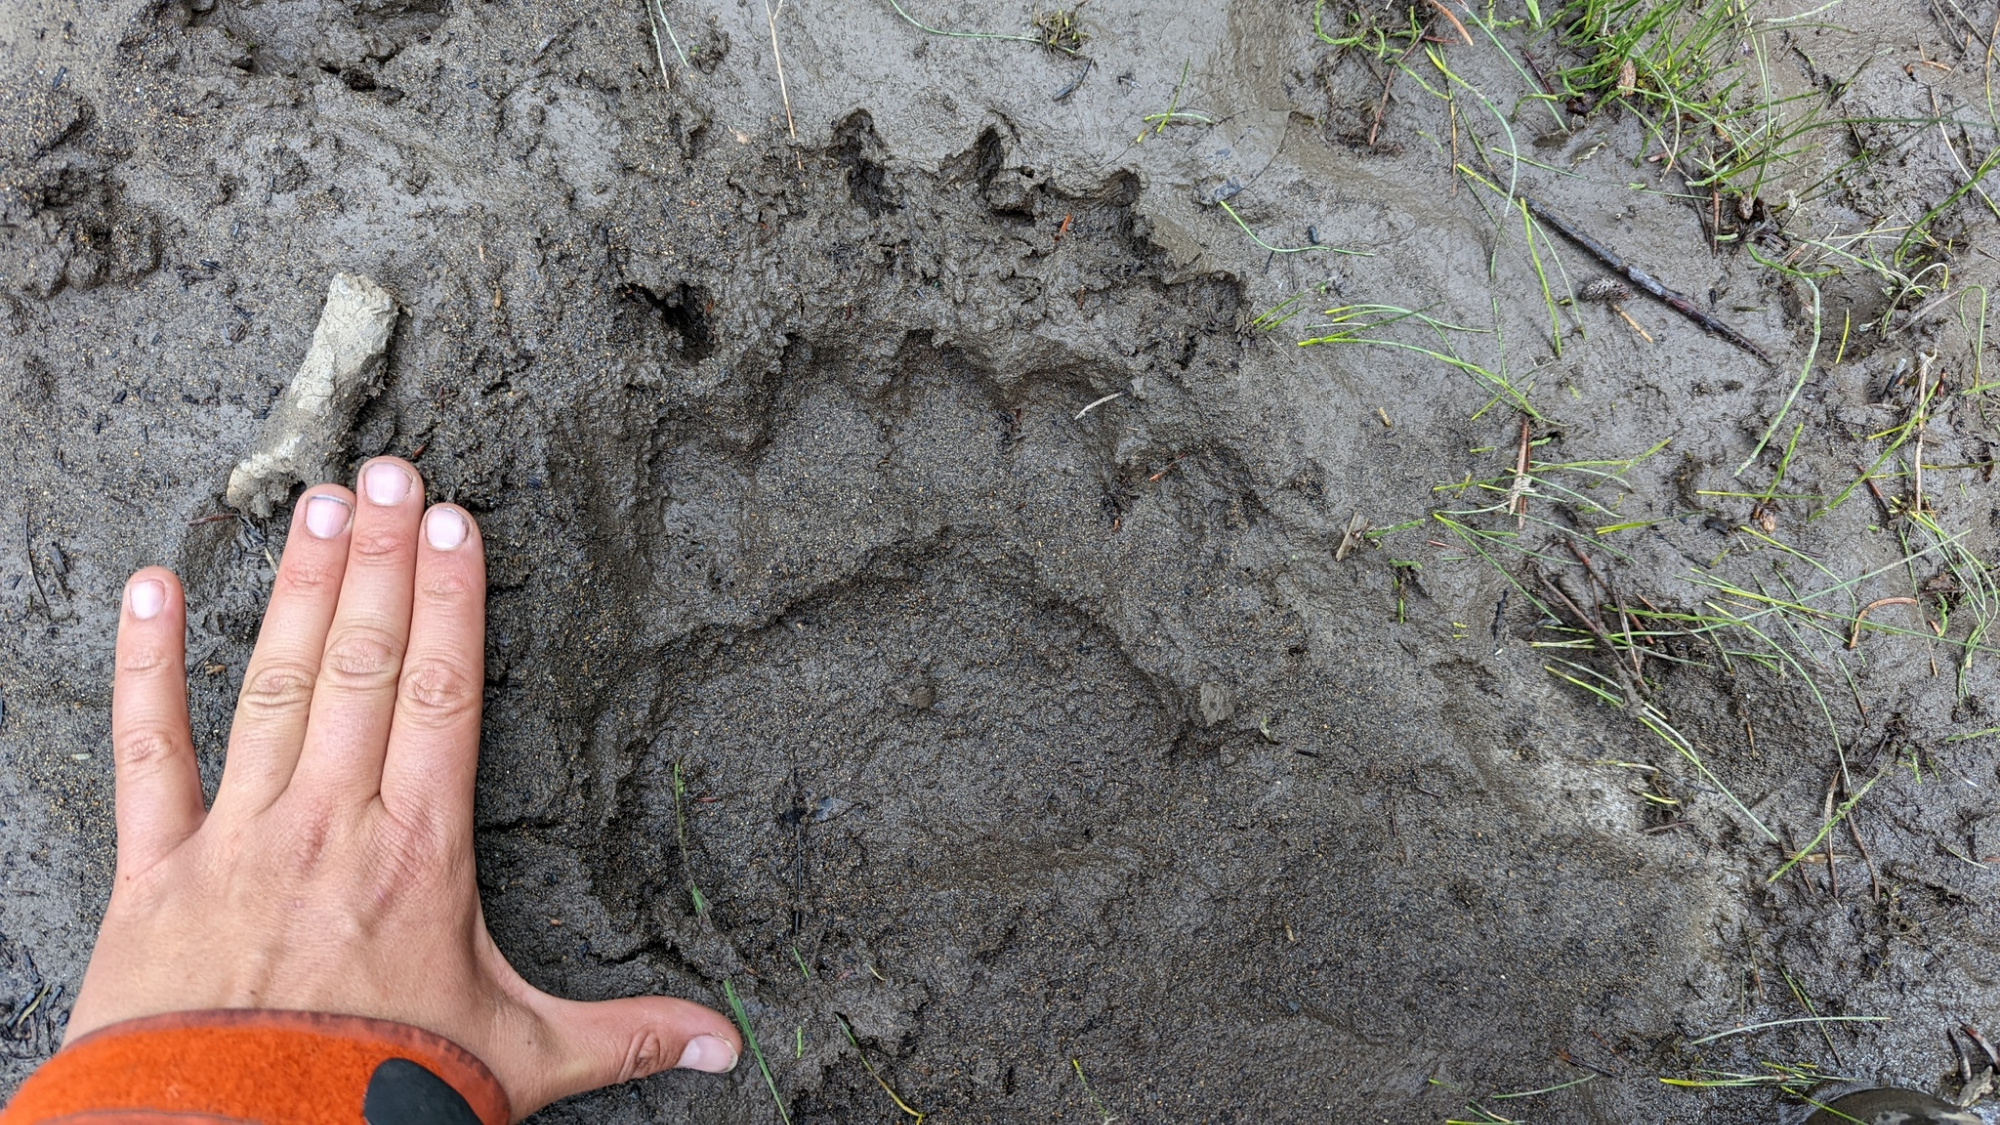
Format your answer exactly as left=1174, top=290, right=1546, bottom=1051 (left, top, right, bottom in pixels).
left=5, top=0, right=2000, bottom=1120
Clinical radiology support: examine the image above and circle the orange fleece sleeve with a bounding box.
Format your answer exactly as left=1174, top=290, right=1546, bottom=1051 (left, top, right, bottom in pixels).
left=0, top=1010, right=510, bottom=1125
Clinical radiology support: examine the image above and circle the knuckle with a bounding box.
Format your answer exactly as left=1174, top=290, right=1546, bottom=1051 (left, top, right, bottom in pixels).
left=117, top=726, right=186, bottom=772
left=396, top=657, right=479, bottom=727
left=237, top=660, right=317, bottom=718
left=117, top=641, right=175, bottom=677
left=622, top=1031, right=668, bottom=1082
left=351, top=821, right=447, bottom=910
left=350, top=524, right=411, bottom=562
left=265, top=798, right=339, bottom=878
left=112, top=859, right=179, bottom=908
left=371, top=820, right=432, bottom=879
left=384, top=790, right=467, bottom=856
left=418, top=565, right=475, bottom=603
left=320, top=628, right=404, bottom=691
left=274, top=555, right=339, bottom=599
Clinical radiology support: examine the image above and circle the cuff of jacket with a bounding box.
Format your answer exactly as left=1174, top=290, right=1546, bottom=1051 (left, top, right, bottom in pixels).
left=0, top=1009, right=510, bottom=1125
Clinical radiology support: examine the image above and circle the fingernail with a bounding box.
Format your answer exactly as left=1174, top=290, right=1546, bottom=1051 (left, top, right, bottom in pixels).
left=363, top=462, right=411, bottom=505
left=425, top=507, right=467, bottom=551
left=676, top=1035, right=738, bottom=1074
left=303, top=495, right=352, bottom=539
left=129, top=579, right=166, bottom=620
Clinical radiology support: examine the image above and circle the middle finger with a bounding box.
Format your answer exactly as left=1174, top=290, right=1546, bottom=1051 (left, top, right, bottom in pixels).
left=289, top=458, right=425, bottom=800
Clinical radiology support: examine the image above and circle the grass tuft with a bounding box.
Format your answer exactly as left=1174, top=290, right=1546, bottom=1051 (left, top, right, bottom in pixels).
left=1032, top=6, right=1088, bottom=55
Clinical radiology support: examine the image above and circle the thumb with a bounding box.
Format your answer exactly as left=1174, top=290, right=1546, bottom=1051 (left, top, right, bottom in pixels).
left=516, top=992, right=742, bottom=1115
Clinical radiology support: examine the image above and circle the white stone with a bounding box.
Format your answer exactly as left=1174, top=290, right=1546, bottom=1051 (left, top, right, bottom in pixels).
left=225, top=273, right=398, bottom=517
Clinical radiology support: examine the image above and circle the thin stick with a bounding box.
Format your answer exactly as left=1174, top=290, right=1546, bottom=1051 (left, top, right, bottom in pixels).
left=1076, top=392, right=1124, bottom=420
left=1771, top=768, right=1888, bottom=883
left=1857, top=462, right=1893, bottom=520
left=1539, top=573, right=1643, bottom=707
left=1846, top=810, right=1882, bottom=902
left=1519, top=193, right=1771, bottom=363
left=762, top=0, right=800, bottom=166
left=22, top=516, right=49, bottom=615
left=1512, top=417, right=1532, bottom=529
left=1422, top=0, right=1472, bottom=44
left=1613, top=304, right=1654, bottom=342
left=1366, top=45, right=1411, bottom=146
left=1566, top=542, right=1645, bottom=684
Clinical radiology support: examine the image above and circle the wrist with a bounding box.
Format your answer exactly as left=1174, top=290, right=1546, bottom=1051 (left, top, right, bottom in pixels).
left=3, top=1008, right=510, bottom=1125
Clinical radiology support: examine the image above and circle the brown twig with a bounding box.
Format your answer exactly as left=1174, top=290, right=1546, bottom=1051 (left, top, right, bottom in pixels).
left=1335, top=512, right=1369, bottom=562
left=1519, top=193, right=1771, bottom=363
left=1612, top=304, right=1654, bottom=342
left=22, top=516, right=49, bottom=614
left=1619, top=601, right=1644, bottom=681
left=1846, top=810, right=1882, bottom=903
left=1367, top=32, right=1431, bottom=147
left=1539, top=572, right=1645, bottom=706
left=1823, top=772, right=1841, bottom=901
left=1848, top=597, right=1919, bottom=649
left=1857, top=462, right=1893, bottom=520
left=1423, top=0, right=1472, bottom=44
left=1520, top=51, right=1558, bottom=98
left=1563, top=540, right=1606, bottom=589
left=1778, top=826, right=1817, bottom=893
left=1554, top=1048, right=1618, bottom=1080
left=1563, top=541, right=1644, bottom=682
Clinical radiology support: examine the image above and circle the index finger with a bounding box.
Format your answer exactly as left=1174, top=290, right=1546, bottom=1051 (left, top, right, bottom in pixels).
left=379, top=503, right=486, bottom=834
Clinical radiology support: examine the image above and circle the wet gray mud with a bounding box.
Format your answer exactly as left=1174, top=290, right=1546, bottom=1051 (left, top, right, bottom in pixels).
left=6, top=0, right=2000, bottom=1120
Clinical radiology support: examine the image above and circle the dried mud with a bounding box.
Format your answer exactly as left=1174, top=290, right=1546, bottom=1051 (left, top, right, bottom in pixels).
left=5, top=0, right=2000, bottom=1121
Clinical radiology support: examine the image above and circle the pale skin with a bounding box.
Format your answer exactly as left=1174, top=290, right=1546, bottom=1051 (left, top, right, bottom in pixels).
left=72, top=457, right=741, bottom=1119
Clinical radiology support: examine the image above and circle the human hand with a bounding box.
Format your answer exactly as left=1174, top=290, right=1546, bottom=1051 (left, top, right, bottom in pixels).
left=70, top=458, right=740, bottom=1118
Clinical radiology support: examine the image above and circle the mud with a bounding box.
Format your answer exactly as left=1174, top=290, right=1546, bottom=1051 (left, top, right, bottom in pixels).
left=5, top=0, right=2000, bottom=1121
